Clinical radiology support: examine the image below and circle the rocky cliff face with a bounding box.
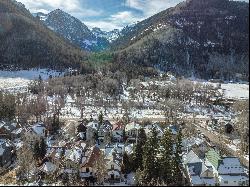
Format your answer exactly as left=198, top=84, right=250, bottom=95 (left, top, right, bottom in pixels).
left=42, top=9, right=109, bottom=52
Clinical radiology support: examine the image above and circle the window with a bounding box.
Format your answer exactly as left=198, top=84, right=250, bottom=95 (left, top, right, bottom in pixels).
left=224, top=181, right=228, bottom=184
left=86, top=168, right=89, bottom=173
left=111, top=165, right=114, bottom=169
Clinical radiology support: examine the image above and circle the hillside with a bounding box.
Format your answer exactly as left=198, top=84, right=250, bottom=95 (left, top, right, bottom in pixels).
left=112, top=0, right=249, bottom=80
left=0, top=0, right=88, bottom=70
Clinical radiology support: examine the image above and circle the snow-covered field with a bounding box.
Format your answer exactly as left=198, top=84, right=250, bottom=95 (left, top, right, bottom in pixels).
left=221, top=83, right=249, bottom=100
left=192, top=79, right=249, bottom=100
left=0, top=69, right=63, bottom=92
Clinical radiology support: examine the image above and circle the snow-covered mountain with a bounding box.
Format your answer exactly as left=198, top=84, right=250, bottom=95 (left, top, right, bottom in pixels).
left=34, top=9, right=109, bottom=51
left=92, top=27, right=121, bottom=43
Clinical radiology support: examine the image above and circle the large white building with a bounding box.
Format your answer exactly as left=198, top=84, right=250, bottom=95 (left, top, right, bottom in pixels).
left=218, top=157, right=249, bottom=186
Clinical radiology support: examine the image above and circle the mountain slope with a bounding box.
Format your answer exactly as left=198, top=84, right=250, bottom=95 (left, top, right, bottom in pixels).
left=0, top=0, right=87, bottom=70
left=113, top=0, right=249, bottom=80
left=92, top=27, right=121, bottom=43
left=41, top=9, right=109, bottom=51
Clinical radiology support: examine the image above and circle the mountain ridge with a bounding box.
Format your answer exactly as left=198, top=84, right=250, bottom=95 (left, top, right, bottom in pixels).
left=112, top=0, right=249, bottom=80
left=0, top=0, right=88, bottom=70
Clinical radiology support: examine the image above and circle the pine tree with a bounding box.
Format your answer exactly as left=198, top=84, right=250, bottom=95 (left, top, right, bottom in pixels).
left=33, top=140, right=40, bottom=161
left=98, top=111, right=103, bottom=129
left=122, top=128, right=127, bottom=142
left=173, top=128, right=183, bottom=185
left=33, top=138, right=47, bottom=162
left=140, top=127, right=159, bottom=184
left=39, top=138, right=47, bottom=160
left=122, top=152, right=131, bottom=174
left=131, top=128, right=147, bottom=171
left=159, top=128, right=174, bottom=185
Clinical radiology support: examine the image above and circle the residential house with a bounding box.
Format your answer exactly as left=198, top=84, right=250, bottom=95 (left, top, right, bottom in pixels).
left=183, top=150, right=217, bottom=186
left=218, top=157, right=249, bottom=186
left=11, top=128, right=25, bottom=139
left=0, top=122, right=18, bottom=139
left=29, top=122, right=47, bottom=137
left=77, top=122, right=87, bottom=141
left=98, top=120, right=113, bottom=143
left=104, top=144, right=123, bottom=183
left=86, top=120, right=99, bottom=142
left=205, top=149, right=221, bottom=170
left=112, top=121, right=124, bottom=143
left=167, top=125, right=179, bottom=139
left=106, top=154, right=122, bottom=183
left=80, top=145, right=101, bottom=178
left=125, top=122, right=141, bottom=143
left=0, top=139, right=14, bottom=167
left=39, top=161, right=57, bottom=174
left=144, top=124, right=163, bottom=138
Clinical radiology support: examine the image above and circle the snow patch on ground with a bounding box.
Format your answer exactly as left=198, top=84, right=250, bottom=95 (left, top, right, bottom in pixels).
left=0, top=69, right=63, bottom=92
left=221, top=83, right=249, bottom=100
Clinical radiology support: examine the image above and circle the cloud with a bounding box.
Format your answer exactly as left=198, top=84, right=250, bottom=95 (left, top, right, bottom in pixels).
left=126, top=0, right=183, bottom=18
left=110, top=11, right=143, bottom=25
left=85, top=20, right=123, bottom=31
left=18, top=0, right=102, bottom=17
left=85, top=10, right=144, bottom=31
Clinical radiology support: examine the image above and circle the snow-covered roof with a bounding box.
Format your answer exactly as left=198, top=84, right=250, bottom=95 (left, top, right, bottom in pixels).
left=219, top=174, right=249, bottom=182
left=0, top=139, right=12, bottom=156
left=144, top=124, right=163, bottom=136
left=65, top=148, right=82, bottom=162
left=125, top=144, right=134, bottom=155
left=182, top=137, right=204, bottom=150
left=13, top=139, right=23, bottom=150
left=108, top=170, right=120, bottom=176
left=184, top=150, right=202, bottom=164
left=166, top=125, right=178, bottom=135
left=11, top=128, right=23, bottom=135
left=40, top=162, right=57, bottom=173
left=218, top=157, right=245, bottom=175
left=191, top=175, right=216, bottom=186
left=31, top=123, right=46, bottom=136
left=87, top=121, right=99, bottom=130
left=125, top=122, right=141, bottom=131
left=0, top=121, right=6, bottom=128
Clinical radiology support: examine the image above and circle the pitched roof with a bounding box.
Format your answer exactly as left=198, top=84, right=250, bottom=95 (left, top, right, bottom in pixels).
left=112, top=121, right=124, bottom=131
left=82, top=146, right=101, bottom=168
left=205, top=149, right=221, bottom=169
left=125, top=122, right=141, bottom=131
left=185, top=150, right=202, bottom=164
left=0, top=139, right=13, bottom=156
left=218, top=157, right=245, bottom=175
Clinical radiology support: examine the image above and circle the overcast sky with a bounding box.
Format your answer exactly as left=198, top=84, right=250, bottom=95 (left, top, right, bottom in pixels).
left=18, top=0, right=249, bottom=31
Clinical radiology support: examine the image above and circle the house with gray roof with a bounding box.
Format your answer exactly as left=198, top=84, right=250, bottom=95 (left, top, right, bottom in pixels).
left=183, top=150, right=217, bottom=186
left=0, top=139, right=14, bottom=168
left=218, top=157, right=249, bottom=186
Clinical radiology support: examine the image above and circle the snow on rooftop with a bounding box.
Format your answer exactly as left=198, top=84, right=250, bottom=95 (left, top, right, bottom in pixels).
left=41, top=162, right=57, bottom=173
left=218, top=157, right=245, bottom=175
left=32, top=123, right=46, bottom=136
left=125, top=122, right=141, bottom=131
